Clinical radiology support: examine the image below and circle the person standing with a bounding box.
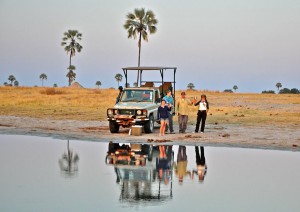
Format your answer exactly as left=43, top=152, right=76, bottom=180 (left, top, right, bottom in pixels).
left=163, top=90, right=175, bottom=134
left=175, top=91, right=193, bottom=133
left=194, top=94, right=209, bottom=133
left=157, top=99, right=170, bottom=136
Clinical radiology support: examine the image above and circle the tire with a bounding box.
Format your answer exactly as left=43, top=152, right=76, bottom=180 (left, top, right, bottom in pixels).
left=109, top=121, right=120, bottom=133
left=144, top=115, right=154, bottom=133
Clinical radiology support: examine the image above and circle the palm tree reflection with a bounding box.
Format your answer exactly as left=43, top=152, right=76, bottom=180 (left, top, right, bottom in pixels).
left=59, top=140, right=79, bottom=177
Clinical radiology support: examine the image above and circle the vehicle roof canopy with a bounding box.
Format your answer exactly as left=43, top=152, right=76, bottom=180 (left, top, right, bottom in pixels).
left=122, top=67, right=177, bottom=70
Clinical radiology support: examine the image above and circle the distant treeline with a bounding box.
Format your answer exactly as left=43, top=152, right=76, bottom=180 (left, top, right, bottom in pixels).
left=262, top=88, right=300, bottom=94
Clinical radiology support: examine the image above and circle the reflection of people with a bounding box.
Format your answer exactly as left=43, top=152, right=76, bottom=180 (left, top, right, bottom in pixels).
left=194, top=95, right=209, bottom=133
left=192, top=146, right=207, bottom=182
left=156, top=145, right=172, bottom=185
left=157, top=99, right=170, bottom=136
left=175, top=91, right=193, bottom=133
left=163, top=90, right=175, bottom=134
left=175, top=145, right=191, bottom=183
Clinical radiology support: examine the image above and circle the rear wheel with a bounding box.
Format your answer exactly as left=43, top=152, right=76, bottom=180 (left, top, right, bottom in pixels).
left=144, top=115, right=154, bottom=133
left=109, top=121, right=120, bottom=133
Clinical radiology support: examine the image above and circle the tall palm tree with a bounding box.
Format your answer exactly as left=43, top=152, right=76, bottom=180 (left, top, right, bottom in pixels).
left=124, top=8, right=158, bottom=85
left=59, top=140, right=79, bottom=177
left=61, top=30, right=83, bottom=67
left=40, top=73, right=47, bottom=87
left=66, top=65, right=76, bottom=86
left=115, top=74, right=123, bottom=87
left=96, top=81, right=101, bottom=88
left=275, top=82, right=282, bottom=92
left=233, top=85, right=238, bottom=92
left=8, top=75, right=16, bottom=85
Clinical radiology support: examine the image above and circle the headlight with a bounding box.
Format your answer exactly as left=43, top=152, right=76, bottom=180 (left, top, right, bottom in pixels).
left=143, top=110, right=147, bottom=116
left=113, top=109, right=118, bottom=115
left=107, top=109, right=113, bottom=115
left=137, top=110, right=142, bottom=115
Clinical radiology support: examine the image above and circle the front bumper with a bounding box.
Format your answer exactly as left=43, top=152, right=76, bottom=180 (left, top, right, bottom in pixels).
left=107, top=115, right=149, bottom=126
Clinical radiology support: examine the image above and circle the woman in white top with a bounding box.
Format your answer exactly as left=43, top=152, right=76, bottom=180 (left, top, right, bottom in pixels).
left=194, top=94, right=209, bottom=133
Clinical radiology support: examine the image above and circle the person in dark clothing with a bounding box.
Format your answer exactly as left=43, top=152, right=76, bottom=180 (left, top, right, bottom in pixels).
left=193, top=146, right=207, bottom=182
left=157, top=99, right=170, bottom=136
left=194, top=94, right=209, bottom=133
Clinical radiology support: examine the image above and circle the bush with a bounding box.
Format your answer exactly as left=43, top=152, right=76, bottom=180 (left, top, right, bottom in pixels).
left=290, top=88, right=300, bottom=94
left=40, top=88, right=65, bottom=95
left=262, top=90, right=275, bottom=94
left=224, top=89, right=233, bottom=93
left=279, top=88, right=291, bottom=94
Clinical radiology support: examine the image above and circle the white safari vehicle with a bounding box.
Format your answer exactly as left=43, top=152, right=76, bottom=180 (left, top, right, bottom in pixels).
left=107, top=67, right=177, bottom=133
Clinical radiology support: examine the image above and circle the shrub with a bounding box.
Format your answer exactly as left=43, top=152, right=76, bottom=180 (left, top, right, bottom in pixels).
left=40, top=88, right=65, bottom=95
left=262, top=90, right=275, bottom=94
left=224, top=89, right=233, bottom=93
left=279, top=88, right=291, bottom=94
left=290, top=88, right=300, bottom=94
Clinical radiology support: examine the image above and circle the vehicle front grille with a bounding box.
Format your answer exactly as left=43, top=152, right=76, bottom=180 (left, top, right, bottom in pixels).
left=118, top=109, right=135, bottom=115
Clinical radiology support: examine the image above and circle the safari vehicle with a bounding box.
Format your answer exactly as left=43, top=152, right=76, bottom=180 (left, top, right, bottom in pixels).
left=107, top=67, right=177, bottom=133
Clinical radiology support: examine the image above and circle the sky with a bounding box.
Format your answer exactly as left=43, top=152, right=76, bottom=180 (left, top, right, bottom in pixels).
left=0, top=0, right=299, bottom=92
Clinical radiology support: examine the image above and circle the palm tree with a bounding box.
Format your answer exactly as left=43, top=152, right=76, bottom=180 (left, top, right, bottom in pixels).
left=58, top=140, right=79, bottom=177
left=115, top=74, right=123, bottom=87
left=61, top=30, right=83, bottom=67
left=124, top=8, right=158, bottom=84
left=275, top=82, right=282, bottom=92
left=96, top=81, right=101, bottom=88
left=8, top=75, right=16, bottom=85
left=187, top=83, right=195, bottom=90
left=14, top=81, right=19, bottom=87
left=233, top=85, right=238, bottom=92
left=66, top=65, right=76, bottom=86
left=40, top=73, right=47, bottom=86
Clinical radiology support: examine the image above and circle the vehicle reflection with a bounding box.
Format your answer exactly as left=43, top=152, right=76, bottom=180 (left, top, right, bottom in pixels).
left=58, top=140, right=79, bottom=178
left=105, top=142, right=174, bottom=203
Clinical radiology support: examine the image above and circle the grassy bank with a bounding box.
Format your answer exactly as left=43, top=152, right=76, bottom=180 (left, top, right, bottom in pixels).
left=0, top=86, right=299, bottom=126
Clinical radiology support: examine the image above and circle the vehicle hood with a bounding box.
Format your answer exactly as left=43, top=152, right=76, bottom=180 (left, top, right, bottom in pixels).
left=114, top=102, right=155, bottom=109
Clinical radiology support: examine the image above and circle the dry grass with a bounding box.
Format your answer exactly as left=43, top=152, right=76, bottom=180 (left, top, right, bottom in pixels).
left=0, top=86, right=299, bottom=126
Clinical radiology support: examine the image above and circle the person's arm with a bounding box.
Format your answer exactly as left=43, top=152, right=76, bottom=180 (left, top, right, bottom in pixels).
left=175, top=100, right=179, bottom=115
left=194, top=100, right=201, bottom=106
left=206, top=101, right=209, bottom=113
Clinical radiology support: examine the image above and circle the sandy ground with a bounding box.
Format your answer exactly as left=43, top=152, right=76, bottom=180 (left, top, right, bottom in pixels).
left=0, top=115, right=299, bottom=151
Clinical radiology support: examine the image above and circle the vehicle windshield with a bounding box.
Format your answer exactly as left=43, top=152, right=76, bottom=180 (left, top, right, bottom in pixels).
left=120, top=90, right=153, bottom=102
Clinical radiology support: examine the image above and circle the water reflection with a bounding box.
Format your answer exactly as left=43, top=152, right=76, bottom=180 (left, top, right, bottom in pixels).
left=175, top=145, right=191, bottom=183
left=58, top=140, right=79, bottom=177
left=105, top=142, right=174, bottom=203
left=192, top=146, right=207, bottom=182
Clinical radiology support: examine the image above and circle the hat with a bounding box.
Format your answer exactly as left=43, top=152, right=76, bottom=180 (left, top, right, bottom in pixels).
left=181, top=91, right=186, bottom=95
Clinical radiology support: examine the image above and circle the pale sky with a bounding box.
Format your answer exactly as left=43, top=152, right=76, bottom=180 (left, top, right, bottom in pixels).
left=0, top=0, right=299, bottom=92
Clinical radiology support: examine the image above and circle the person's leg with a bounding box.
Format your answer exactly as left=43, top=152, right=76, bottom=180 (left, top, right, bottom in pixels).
left=182, top=146, right=187, bottom=161
left=195, top=146, right=200, bottom=165
left=200, top=146, right=205, bottom=165
left=178, top=115, right=183, bottom=133
left=169, top=112, right=174, bottom=132
left=159, top=120, right=165, bottom=135
left=182, top=115, right=188, bottom=133
left=177, top=146, right=183, bottom=162
left=200, top=112, right=207, bottom=132
left=195, top=113, right=201, bottom=132
left=162, top=120, right=166, bottom=135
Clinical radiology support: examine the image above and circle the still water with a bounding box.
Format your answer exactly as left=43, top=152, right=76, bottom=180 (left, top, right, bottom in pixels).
left=0, top=134, right=299, bottom=212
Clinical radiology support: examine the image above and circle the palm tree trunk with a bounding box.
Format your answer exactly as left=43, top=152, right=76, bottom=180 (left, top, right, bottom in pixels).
left=69, top=54, right=72, bottom=86
left=42, top=80, right=43, bottom=87
left=137, top=32, right=142, bottom=86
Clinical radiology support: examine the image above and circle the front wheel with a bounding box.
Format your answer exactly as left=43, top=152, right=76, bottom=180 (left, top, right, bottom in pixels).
left=109, top=121, right=120, bottom=133
left=144, top=115, right=154, bottom=133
